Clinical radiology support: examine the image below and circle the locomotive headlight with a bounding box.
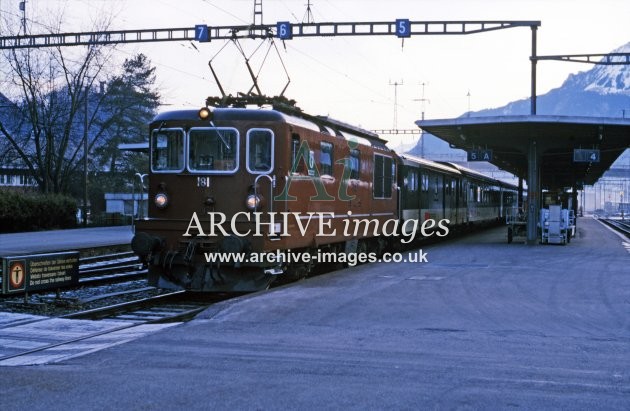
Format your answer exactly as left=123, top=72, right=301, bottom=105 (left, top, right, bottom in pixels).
left=155, top=192, right=169, bottom=209
left=198, top=107, right=212, bottom=121
left=246, top=194, right=261, bottom=211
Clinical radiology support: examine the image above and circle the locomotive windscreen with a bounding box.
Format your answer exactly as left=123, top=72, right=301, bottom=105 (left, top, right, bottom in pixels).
left=151, top=128, right=184, bottom=172
left=189, top=128, right=238, bottom=173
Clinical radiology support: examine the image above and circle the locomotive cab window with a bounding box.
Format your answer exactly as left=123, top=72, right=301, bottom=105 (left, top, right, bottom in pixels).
left=246, top=129, right=274, bottom=174
left=151, top=128, right=184, bottom=173
left=188, top=127, right=239, bottom=174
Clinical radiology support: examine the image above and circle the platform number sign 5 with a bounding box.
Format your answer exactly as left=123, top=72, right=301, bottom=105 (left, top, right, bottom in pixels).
left=195, top=25, right=209, bottom=42
left=395, top=19, right=411, bottom=38
left=277, top=22, right=293, bottom=40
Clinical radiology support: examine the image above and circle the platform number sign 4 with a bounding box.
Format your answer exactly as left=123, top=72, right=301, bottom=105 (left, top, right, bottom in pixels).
left=573, top=149, right=600, bottom=163
left=195, top=25, right=209, bottom=42
left=395, top=19, right=411, bottom=38
left=277, top=22, right=293, bottom=40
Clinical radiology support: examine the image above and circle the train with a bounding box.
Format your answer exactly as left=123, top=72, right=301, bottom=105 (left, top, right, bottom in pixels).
left=131, top=97, right=517, bottom=292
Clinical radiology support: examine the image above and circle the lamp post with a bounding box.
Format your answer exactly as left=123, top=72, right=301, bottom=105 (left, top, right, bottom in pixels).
left=135, top=173, right=147, bottom=219
left=82, top=83, right=89, bottom=227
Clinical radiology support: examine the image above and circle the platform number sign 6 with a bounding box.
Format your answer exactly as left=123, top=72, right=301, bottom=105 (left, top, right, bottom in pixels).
left=195, top=25, right=209, bottom=42
left=277, top=22, right=293, bottom=40
left=395, top=19, right=411, bottom=38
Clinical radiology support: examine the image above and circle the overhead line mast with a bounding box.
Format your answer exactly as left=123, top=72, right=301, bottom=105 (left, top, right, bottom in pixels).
left=0, top=21, right=540, bottom=49
left=1, top=17, right=542, bottom=112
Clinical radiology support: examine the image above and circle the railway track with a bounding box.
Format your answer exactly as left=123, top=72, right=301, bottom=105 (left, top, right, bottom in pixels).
left=599, top=218, right=630, bottom=238
left=78, top=251, right=147, bottom=285
left=0, top=291, right=228, bottom=366
left=61, top=290, right=215, bottom=322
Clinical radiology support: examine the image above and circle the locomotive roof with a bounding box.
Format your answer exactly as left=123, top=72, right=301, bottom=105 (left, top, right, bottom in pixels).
left=151, top=107, right=389, bottom=149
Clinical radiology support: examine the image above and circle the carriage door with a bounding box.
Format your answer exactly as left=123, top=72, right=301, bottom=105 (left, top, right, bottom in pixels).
left=444, top=178, right=455, bottom=223
left=445, top=178, right=456, bottom=224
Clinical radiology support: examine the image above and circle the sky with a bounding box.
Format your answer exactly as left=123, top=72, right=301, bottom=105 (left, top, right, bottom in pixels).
left=1, top=0, right=630, bottom=148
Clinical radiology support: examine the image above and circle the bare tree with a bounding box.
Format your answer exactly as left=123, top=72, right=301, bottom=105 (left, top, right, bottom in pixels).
left=0, top=10, right=117, bottom=194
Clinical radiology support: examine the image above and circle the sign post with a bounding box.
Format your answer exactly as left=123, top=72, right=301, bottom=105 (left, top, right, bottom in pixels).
left=2, top=251, right=80, bottom=295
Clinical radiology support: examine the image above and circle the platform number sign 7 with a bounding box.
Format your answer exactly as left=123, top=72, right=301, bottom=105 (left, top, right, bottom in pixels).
left=195, top=25, right=209, bottom=42
left=395, top=19, right=411, bottom=38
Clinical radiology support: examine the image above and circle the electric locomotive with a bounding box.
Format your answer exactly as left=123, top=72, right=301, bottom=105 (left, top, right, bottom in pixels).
left=131, top=97, right=398, bottom=292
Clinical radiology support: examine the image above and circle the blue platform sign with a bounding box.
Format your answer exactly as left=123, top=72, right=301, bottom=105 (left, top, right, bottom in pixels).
left=467, top=149, right=493, bottom=162
left=277, top=22, right=293, bottom=40
left=573, top=149, right=600, bottom=163
left=395, top=19, right=411, bottom=38
left=195, top=25, right=210, bottom=42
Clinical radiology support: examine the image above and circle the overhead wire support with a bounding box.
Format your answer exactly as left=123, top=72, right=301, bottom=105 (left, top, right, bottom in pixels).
left=533, top=53, right=630, bottom=65
left=0, top=20, right=540, bottom=50
left=371, top=129, right=419, bottom=135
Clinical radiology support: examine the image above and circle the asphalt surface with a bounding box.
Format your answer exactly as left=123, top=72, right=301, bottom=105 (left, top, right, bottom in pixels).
left=1, top=217, right=629, bottom=410
left=0, top=226, right=134, bottom=255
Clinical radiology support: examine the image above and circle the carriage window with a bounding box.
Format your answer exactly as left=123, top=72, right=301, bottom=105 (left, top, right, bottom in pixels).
left=320, top=142, right=333, bottom=176
left=188, top=127, right=238, bottom=173
left=151, top=128, right=184, bottom=172
left=406, top=170, right=418, bottom=192
left=350, top=149, right=360, bottom=180
left=247, top=129, right=274, bottom=174
left=421, top=174, right=429, bottom=192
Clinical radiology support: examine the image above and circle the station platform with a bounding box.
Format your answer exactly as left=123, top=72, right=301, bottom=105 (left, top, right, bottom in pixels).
left=1, top=217, right=629, bottom=409
left=0, top=226, right=134, bottom=255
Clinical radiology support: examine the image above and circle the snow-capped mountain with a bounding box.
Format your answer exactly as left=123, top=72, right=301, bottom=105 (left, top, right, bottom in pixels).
left=471, top=41, right=630, bottom=118
left=568, top=42, right=630, bottom=95
left=407, top=41, right=630, bottom=158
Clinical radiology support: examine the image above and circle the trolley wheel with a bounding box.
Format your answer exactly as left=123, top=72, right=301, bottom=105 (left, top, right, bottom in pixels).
left=507, top=227, right=513, bottom=244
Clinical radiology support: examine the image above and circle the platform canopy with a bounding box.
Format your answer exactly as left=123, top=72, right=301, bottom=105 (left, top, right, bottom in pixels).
left=417, top=115, right=630, bottom=189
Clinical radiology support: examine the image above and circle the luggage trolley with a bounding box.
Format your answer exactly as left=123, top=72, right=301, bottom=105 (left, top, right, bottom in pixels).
left=506, top=207, right=527, bottom=244
left=539, top=205, right=575, bottom=245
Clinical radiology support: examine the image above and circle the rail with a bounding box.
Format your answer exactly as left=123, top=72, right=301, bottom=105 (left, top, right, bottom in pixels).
left=598, top=218, right=630, bottom=238
left=0, top=291, right=226, bottom=365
